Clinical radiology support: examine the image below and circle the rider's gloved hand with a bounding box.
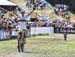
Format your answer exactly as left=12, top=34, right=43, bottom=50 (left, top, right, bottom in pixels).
left=33, top=7, right=35, bottom=10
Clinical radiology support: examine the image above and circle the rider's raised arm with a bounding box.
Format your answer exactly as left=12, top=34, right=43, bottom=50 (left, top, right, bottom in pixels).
left=27, top=6, right=36, bottom=16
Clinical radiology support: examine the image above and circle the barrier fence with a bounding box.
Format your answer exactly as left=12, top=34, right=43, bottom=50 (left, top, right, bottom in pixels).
left=0, top=27, right=54, bottom=40
left=30, top=27, right=54, bottom=35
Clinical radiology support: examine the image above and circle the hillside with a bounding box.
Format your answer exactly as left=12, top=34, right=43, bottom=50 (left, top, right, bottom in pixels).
left=9, top=0, right=75, bottom=22
left=11, top=0, right=58, bottom=17
left=10, top=0, right=28, bottom=11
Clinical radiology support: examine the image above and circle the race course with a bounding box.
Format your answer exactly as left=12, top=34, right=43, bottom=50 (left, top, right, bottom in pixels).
left=0, top=33, right=75, bottom=57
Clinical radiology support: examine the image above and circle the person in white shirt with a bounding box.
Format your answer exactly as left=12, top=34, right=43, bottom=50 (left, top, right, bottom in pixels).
left=16, top=7, right=35, bottom=52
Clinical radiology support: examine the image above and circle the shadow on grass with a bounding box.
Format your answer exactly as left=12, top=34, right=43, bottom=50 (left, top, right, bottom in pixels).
left=24, top=51, right=40, bottom=53
left=31, top=38, right=64, bottom=41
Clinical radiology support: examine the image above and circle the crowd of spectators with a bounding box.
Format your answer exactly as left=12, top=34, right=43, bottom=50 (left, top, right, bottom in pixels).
left=52, top=19, right=75, bottom=33
left=54, top=4, right=69, bottom=16
left=26, top=0, right=47, bottom=10
left=31, top=21, right=52, bottom=27
left=0, top=8, right=75, bottom=39
left=0, top=6, right=52, bottom=40
left=0, top=2, right=75, bottom=40
left=0, top=13, right=17, bottom=39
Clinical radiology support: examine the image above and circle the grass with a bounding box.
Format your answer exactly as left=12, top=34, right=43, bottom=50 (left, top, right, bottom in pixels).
left=0, top=34, right=75, bottom=57
left=35, top=9, right=58, bottom=19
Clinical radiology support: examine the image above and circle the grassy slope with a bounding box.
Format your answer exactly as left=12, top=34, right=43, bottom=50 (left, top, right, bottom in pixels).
left=10, top=0, right=75, bottom=21
left=10, top=0, right=28, bottom=10
left=10, top=0, right=58, bottom=19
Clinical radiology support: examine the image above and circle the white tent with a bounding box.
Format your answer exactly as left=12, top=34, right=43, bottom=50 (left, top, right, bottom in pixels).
left=0, top=0, right=17, bottom=6
left=40, top=0, right=52, bottom=8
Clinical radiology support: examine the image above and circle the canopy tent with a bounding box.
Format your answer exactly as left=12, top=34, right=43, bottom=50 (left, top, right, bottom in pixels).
left=39, top=0, right=52, bottom=8
left=0, top=0, right=17, bottom=6
left=0, top=0, right=17, bottom=11
left=29, top=0, right=52, bottom=8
